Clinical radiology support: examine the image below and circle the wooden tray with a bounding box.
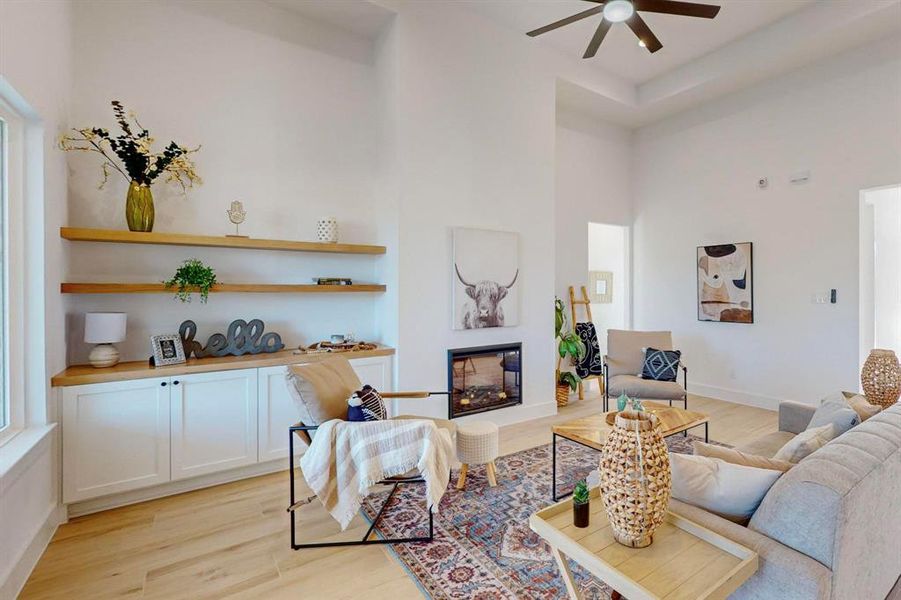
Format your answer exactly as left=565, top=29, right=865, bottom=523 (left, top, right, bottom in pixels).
left=529, top=488, right=758, bottom=600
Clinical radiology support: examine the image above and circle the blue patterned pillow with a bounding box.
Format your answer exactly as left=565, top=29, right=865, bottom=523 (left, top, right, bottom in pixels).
left=641, top=348, right=681, bottom=382
left=353, top=385, right=387, bottom=421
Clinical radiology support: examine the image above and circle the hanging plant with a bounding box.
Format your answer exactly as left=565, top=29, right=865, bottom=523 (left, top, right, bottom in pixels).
left=164, top=259, right=217, bottom=303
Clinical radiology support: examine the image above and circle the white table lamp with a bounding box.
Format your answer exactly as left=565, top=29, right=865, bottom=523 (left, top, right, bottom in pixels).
left=85, top=312, right=127, bottom=368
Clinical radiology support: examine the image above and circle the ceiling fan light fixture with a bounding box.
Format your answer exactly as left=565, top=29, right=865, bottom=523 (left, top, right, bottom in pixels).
left=603, top=0, right=635, bottom=23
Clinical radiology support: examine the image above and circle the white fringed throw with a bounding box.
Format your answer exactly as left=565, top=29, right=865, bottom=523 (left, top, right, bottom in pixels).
left=300, top=419, right=454, bottom=530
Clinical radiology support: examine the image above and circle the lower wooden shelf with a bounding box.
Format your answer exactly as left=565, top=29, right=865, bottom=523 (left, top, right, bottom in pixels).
left=51, top=346, right=396, bottom=386
left=60, top=282, right=386, bottom=294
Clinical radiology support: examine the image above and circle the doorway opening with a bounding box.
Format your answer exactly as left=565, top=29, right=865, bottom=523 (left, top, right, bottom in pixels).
left=588, top=222, right=630, bottom=356
left=859, top=184, right=901, bottom=373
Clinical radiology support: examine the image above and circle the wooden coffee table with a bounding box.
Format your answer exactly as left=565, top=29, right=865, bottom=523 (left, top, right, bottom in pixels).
left=552, top=402, right=709, bottom=500
left=530, top=488, right=758, bottom=600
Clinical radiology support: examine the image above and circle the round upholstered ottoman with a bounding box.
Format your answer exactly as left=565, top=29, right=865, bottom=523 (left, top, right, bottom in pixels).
left=455, top=421, right=499, bottom=489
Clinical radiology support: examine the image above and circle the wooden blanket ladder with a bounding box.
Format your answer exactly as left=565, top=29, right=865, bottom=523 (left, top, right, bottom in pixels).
left=569, top=285, right=603, bottom=401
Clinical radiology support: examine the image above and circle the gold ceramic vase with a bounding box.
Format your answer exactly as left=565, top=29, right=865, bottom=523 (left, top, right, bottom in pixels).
left=125, top=181, right=154, bottom=232
left=861, top=349, right=901, bottom=408
left=599, top=409, right=671, bottom=548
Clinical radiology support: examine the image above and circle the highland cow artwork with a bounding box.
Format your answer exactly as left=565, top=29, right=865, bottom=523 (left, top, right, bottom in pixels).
left=697, top=242, right=753, bottom=323
left=453, top=228, right=519, bottom=330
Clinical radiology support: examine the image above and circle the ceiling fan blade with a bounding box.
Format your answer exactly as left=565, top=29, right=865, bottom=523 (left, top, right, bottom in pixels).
left=626, top=13, right=663, bottom=52
left=634, top=0, right=720, bottom=19
left=527, top=5, right=604, bottom=37
left=583, top=19, right=613, bottom=58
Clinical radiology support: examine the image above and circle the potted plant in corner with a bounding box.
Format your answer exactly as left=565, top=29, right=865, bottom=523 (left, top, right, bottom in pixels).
left=60, top=100, right=202, bottom=232
left=555, top=297, right=585, bottom=407
left=572, top=479, right=590, bottom=528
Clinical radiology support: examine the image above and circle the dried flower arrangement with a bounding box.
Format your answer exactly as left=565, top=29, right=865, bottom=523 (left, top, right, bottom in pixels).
left=60, top=100, right=201, bottom=231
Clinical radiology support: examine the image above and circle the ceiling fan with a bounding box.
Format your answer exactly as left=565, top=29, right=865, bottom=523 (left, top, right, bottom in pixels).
left=527, top=0, right=721, bottom=59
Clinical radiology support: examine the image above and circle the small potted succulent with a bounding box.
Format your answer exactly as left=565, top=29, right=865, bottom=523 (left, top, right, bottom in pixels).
left=572, top=479, right=590, bottom=528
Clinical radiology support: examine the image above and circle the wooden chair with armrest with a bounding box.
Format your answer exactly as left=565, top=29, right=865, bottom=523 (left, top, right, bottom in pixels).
left=602, top=329, right=687, bottom=413
left=284, top=355, right=454, bottom=550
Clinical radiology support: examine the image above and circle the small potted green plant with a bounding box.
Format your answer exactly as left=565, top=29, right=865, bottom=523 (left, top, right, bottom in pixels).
left=572, top=479, right=590, bottom=528
left=555, top=297, right=585, bottom=406
left=164, top=259, right=217, bottom=303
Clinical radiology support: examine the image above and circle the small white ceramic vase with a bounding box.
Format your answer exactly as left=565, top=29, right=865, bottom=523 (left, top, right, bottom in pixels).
left=317, top=217, right=338, bottom=243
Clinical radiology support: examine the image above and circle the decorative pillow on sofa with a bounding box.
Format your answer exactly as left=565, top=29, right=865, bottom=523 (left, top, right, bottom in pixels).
left=348, top=385, right=387, bottom=422
left=640, top=347, right=681, bottom=382
left=670, top=453, right=782, bottom=523
left=773, top=423, right=836, bottom=463
left=693, top=441, right=794, bottom=473
left=808, top=393, right=860, bottom=435
left=841, top=391, right=881, bottom=422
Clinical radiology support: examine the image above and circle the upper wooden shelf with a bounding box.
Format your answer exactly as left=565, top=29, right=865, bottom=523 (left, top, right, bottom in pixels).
left=60, top=227, right=386, bottom=255
left=51, top=346, right=396, bottom=387
left=61, top=283, right=385, bottom=294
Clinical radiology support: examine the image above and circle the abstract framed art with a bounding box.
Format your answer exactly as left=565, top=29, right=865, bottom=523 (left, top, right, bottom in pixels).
left=697, top=242, right=753, bottom=323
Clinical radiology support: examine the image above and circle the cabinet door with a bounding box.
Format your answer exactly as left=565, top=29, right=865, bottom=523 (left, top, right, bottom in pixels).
left=170, top=369, right=258, bottom=480
left=63, top=378, right=170, bottom=503
left=350, top=356, right=392, bottom=391
left=258, top=366, right=303, bottom=463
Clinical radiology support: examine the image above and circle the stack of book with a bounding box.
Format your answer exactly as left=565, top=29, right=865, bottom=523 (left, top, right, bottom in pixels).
left=314, top=277, right=353, bottom=286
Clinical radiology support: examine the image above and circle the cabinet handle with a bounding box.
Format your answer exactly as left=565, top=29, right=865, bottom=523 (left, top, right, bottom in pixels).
left=173, top=380, right=180, bottom=386
left=161, top=381, right=168, bottom=387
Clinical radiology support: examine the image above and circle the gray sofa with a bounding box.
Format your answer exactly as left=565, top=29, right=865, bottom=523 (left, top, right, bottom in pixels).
left=669, top=401, right=901, bottom=600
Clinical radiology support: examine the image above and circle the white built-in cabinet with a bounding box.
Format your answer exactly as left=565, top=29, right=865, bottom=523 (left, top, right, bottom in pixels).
left=61, top=356, right=391, bottom=505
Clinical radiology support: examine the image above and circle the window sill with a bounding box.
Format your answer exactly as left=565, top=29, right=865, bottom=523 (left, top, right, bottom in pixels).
left=0, top=424, right=56, bottom=488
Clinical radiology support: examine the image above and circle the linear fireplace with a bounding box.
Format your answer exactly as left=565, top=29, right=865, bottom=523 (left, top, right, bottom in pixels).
left=447, top=343, right=522, bottom=419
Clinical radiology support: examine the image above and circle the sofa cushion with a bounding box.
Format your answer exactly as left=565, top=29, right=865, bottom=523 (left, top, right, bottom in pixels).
left=736, top=431, right=796, bottom=458
left=671, top=453, right=782, bottom=522
left=749, top=403, right=901, bottom=590
left=842, top=391, right=881, bottom=422
left=607, top=374, right=685, bottom=400
left=773, top=423, right=836, bottom=463
left=606, top=330, right=673, bottom=378
left=286, top=357, right=363, bottom=426
left=694, top=441, right=794, bottom=473
left=808, top=392, right=859, bottom=435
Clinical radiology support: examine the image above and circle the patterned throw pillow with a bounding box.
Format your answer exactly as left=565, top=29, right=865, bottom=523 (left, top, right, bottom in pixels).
left=641, top=348, right=681, bottom=382
left=574, top=322, right=603, bottom=378
left=354, top=385, right=387, bottom=421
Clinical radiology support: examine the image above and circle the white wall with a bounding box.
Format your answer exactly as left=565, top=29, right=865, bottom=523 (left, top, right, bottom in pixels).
left=0, top=0, right=72, bottom=595
left=66, top=0, right=385, bottom=363
left=555, top=109, right=632, bottom=314
left=632, top=36, right=901, bottom=408
left=588, top=222, right=628, bottom=355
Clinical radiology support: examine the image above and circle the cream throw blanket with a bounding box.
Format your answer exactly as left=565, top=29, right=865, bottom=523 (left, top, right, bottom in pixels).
left=300, top=418, right=454, bottom=530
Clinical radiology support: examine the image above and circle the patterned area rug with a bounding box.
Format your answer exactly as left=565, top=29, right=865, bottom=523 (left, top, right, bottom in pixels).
left=361, top=435, right=714, bottom=599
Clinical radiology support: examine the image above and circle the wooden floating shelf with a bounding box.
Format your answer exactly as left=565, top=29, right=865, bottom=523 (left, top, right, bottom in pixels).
left=60, top=227, right=386, bottom=255
left=60, top=283, right=386, bottom=294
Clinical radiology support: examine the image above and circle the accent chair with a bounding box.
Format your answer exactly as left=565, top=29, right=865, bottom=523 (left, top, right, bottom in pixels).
left=603, top=329, right=687, bottom=412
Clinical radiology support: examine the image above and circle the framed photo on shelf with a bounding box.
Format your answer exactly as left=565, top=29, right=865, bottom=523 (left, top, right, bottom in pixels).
left=151, top=333, right=186, bottom=366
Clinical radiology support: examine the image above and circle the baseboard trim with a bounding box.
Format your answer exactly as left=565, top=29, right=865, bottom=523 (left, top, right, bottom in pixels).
left=690, top=382, right=791, bottom=411
left=1, top=503, right=65, bottom=599
left=66, top=459, right=287, bottom=518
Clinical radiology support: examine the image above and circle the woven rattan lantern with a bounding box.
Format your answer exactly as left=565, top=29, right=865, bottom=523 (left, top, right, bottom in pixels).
left=861, top=349, right=901, bottom=409
left=599, top=409, right=671, bottom=548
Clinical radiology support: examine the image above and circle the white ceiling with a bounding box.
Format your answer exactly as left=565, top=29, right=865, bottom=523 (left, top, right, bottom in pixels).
left=265, top=0, right=396, bottom=39
left=470, top=0, right=815, bottom=84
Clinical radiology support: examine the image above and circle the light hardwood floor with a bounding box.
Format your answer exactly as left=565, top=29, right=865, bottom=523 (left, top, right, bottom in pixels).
left=20, top=392, right=776, bottom=600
